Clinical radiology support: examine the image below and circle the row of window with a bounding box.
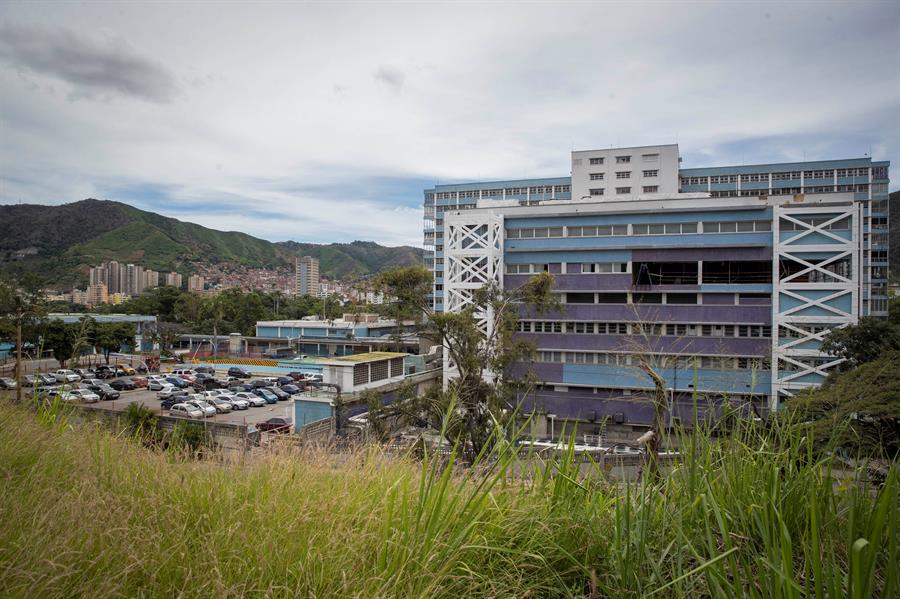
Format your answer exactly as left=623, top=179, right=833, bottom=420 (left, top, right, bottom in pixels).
left=431, top=185, right=571, bottom=200
left=535, top=351, right=768, bottom=371
left=707, top=183, right=871, bottom=198
left=519, top=320, right=772, bottom=338
left=779, top=216, right=851, bottom=231
left=506, top=219, right=773, bottom=239
left=558, top=292, right=769, bottom=305
left=682, top=168, right=870, bottom=187
left=587, top=153, right=659, bottom=166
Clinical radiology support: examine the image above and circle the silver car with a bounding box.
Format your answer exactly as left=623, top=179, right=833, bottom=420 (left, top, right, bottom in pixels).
left=170, top=403, right=204, bottom=419
left=233, top=391, right=265, bottom=407
left=185, top=399, right=216, bottom=418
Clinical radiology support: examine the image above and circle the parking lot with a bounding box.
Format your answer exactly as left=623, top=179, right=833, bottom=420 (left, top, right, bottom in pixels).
left=80, top=385, right=295, bottom=427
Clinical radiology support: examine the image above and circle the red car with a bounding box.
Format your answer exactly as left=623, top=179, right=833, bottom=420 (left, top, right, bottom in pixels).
left=257, top=417, right=292, bottom=433
left=131, top=376, right=149, bottom=388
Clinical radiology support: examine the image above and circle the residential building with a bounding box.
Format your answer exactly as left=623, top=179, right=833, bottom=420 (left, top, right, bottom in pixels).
left=143, top=269, right=160, bottom=291
left=164, top=272, right=183, bottom=288
left=125, top=263, right=143, bottom=296
left=425, top=144, right=889, bottom=428
left=188, top=274, right=205, bottom=293
left=86, top=283, right=108, bottom=306
left=295, top=256, right=320, bottom=297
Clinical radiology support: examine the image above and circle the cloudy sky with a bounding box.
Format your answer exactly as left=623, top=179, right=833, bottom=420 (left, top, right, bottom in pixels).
left=1, top=1, right=898, bottom=246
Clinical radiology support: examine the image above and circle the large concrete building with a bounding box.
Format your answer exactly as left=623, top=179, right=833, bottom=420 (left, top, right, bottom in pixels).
left=295, top=256, right=320, bottom=297
left=423, top=144, right=890, bottom=427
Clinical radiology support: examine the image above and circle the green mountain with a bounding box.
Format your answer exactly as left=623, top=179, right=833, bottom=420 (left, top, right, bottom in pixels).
left=0, top=199, right=422, bottom=287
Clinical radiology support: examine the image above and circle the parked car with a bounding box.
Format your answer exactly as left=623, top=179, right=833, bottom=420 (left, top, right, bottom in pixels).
left=37, top=374, right=57, bottom=386
left=185, top=399, right=216, bottom=418
left=250, top=379, right=272, bottom=388
left=131, top=376, right=149, bottom=388
left=265, top=386, right=290, bottom=401
left=22, top=375, right=40, bottom=387
left=280, top=384, right=301, bottom=395
left=192, top=377, right=225, bottom=391
left=227, top=367, right=252, bottom=379
left=229, top=383, right=255, bottom=393
left=158, top=386, right=188, bottom=400
left=94, top=366, right=116, bottom=379
left=87, top=383, right=120, bottom=401
left=73, top=368, right=94, bottom=379
left=252, top=388, right=278, bottom=404
left=258, top=417, right=292, bottom=433
left=148, top=379, right=171, bottom=391
left=109, top=378, right=136, bottom=391
left=0, top=377, right=17, bottom=390
left=220, top=393, right=249, bottom=410
left=116, top=365, right=136, bottom=376
left=234, top=391, right=265, bottom=407
left=53, top=369, right=80, bottom=383
left=194, top=366, right=216, bottom=375
left=161, top=397, right=184, bottom=410
left=164, top=377, right=190, bottom=389
left=206, top=397, right=234, bottom=414
left=170, top=403, right=204, bottom=419
left=274, top=376, right=294, bottom=386
left=60, top=389, right=100, bottom=403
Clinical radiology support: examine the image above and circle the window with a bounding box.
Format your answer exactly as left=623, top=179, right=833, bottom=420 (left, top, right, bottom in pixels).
left=642, top=170, right=658, bottom=177
left=589, top=188, right=605, bottom=196
left=589, top=173, right=604, bottom=180
left=589, top=157, right=604, bottom=165
left=554, top=184, right=571, bottom=193
left=633, top=293, right=662, bottom=304
left=703, top=220, right=770, bottom=233
left=616, top=187, right=631, bottom=194
left=633, top=222, right=697, bottom=235
left=616, top=155, right=631, bottom=163
left=666, top=293, right=697, bottom=304
left=616, top=171, right=631, bottom=179
left=506, top=264, right=548, bottom=274
left=506, top=227, right=564, bottom=239
left=567, top=293, right=594, bottom=304
left=597, top=293, right=627, bottom=304
left=643, top=185, right=659, bottom=193
left=642, top=153, right=659, bottom=162
left=581, top=263, right=627, bottom=274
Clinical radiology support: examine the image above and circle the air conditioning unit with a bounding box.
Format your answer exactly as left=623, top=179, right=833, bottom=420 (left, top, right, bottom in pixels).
left=613, top=412, right=626, bottom=424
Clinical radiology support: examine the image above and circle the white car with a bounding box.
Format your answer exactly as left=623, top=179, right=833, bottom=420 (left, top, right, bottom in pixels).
left=54, top=369, right=81, bottom=383
left=170, top=403, right=204, bottom=419
left=60, top=389, right=100, bottom=403
left=208, top=390, right=248, bottom=410
left=206, top=397, right=234, bottom=413
left=185, top=399, right=216, bottom=418
left=234, top=391, right=265, bottom=407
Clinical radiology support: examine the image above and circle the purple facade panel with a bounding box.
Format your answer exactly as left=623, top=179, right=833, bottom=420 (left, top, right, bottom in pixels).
left=631, top=246, right=772, bottom=262
left=738, top=297, right=772, bottom=306
left=514, top=388, right=742, bottom=426
left=703, top=294, right=736, bottom=305
left=506, top=273, right=632, bottom=291
left=516, top=333, right=770, bottom=356
left=522, top=304, right=771, bottom=324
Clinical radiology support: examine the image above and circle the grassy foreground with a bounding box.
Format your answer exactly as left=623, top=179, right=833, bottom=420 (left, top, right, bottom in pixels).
left=0, top=402, right=897, bottom=598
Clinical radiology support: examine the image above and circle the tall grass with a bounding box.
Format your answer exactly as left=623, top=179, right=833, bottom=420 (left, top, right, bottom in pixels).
left=0, top=400, right=896, bottom=598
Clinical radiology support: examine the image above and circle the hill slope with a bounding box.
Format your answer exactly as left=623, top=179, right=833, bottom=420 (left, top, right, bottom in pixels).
left=0, top=199, right=422, bottom=286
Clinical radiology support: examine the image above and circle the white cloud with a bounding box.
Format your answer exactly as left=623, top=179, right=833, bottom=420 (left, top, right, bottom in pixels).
left=0, top=1, right=897, bottom=246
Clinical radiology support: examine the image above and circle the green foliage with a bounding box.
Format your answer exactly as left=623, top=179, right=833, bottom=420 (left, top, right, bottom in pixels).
left=0, top=400, right=897, bottom=597
left=124, top=402, right=160, bottom=443
left=784, top=351, right=900, bottom=458
left=821, top=317, right=900, bottom=369
left=168, top=421, right=212, bottom=453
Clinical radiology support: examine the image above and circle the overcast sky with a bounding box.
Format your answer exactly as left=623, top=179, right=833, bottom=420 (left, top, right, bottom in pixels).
left=1, top=1, right=898, bottom=246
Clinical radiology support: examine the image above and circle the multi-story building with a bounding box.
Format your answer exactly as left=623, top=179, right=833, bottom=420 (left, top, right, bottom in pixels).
left=86, top=283, right=109, bottom=306
left=142, top=269, right=160, bottom=291
left=424, top=144, right=889, bottom=428
left=188, top=274, right=205, bottom=293
left=105, top=260, right=124, bottom=294
left=295, top=256, right=320, bottom=297
left=164, top=272, right=183, bottom=288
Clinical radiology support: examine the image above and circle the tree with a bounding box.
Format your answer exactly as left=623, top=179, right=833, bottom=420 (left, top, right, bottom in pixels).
left=821, top=317, right=900, bottom=370
left=374, top=266, right=556, bottom=456
left=42, top=319, right=79, bottom=369
left=147, top=321, right=184, bottom=358
left=0, top=274, right=46, bottom=402
left=93, top=322, right=137, bottom=364
left=785, top=351, right=900, bottom=459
